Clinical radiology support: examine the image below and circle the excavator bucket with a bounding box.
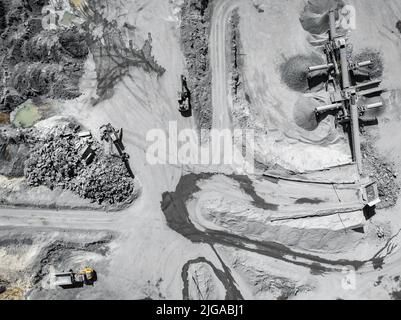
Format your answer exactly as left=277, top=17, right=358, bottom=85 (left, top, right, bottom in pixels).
left=362, top=182, right=381, bottom=207
left=54, top=273, right=74, bottom=287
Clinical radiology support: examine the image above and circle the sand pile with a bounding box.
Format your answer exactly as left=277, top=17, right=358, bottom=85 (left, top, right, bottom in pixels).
left=280, top=54, right=324, bottom=92
left=293, top=96, right=319, bottom=131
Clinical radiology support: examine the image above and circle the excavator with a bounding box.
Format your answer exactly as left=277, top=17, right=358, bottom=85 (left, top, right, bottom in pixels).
left=178, top=75, right=191, bottom=116
left=100, top=123, right=135, bottom=178
left=54, top=267, right=97, bottom=288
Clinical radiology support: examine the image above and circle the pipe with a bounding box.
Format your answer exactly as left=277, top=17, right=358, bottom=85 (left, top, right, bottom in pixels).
left=339, top=41, right=350, bottom=89
left=365, top=102, right=383, bottom=110
left=356, top=80, right=381, bottom=89
left=308, top=63, right=334, bottom=72
left=357, top=60, right=373, bottom=68
left=315, top=103, right=343, bottom=114
left=350, top=95, right=363, bottom=176
left=358, top=87, right=385, bottom=97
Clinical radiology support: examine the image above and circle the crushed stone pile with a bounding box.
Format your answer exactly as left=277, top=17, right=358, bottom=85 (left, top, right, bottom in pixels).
left=70, top=157, right=135, bottom=205
left=24, top=123, right=136, bottom=206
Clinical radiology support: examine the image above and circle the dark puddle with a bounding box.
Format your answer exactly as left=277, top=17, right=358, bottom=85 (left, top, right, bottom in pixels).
left=295, top=198, right=325, bottom=205
left=162, top=173, right=399, bottom=290
left=396, top=21, right=401, bottom=34
left=229, top=175, right=278, bottom=211
left=181, top=249, right=243, bottom=300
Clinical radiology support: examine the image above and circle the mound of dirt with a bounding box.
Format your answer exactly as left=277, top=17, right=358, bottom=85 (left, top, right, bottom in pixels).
left=300, top=0, right=345, bottom=35
left=293, top=96, right=319, bottom=131
left=280, top=54, right=324, bottom=92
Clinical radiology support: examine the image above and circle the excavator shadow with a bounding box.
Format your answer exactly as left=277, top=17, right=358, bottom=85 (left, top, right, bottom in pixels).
left=180, top=108, right=192, bottom=118
left=363, top=205, right=377, bottom=220
left=307, top=72, right=329, bottom=90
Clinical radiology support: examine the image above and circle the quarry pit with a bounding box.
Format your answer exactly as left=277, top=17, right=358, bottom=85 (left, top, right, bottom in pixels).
left=1, top=0, right=401, bottom=301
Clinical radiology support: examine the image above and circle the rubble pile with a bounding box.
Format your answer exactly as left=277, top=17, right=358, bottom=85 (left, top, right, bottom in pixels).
left=71, top=157, right=135, bottom=205
left=24, top=132, right=84, bottom=189
left=24, top=125, right=136, bottom=206
left=181, top=0, right=213, bottom=130
left=362, top=137, right=400, bottom=209
left=0, top=0, right=89, bottom=113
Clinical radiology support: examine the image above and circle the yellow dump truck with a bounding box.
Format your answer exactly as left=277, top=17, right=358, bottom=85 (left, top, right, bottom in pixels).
left=54, top=267, right=96, bottom=288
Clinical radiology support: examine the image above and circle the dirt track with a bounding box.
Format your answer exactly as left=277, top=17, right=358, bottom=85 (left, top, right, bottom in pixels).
left=0, top=208, right=115, bottom=230
left=211, top=0, right=242, bottom=131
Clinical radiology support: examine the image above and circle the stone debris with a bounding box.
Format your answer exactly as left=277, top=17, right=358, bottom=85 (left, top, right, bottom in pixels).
left=0, top=125, right=30, bottom=177
left=361, top=135, right=400, bottom=209
left=24, top=122, right=136, bottom=206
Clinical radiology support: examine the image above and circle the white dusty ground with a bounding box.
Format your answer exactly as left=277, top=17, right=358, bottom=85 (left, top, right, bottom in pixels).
left=1, top=0, right=401, bottom=300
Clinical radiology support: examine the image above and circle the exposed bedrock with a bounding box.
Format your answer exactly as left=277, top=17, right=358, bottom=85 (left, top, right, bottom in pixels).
left=180, top=0, right=213, bottom=130
left=0, top=1, right=89, bottom=112
left=0, top=125, right=30, bottom=177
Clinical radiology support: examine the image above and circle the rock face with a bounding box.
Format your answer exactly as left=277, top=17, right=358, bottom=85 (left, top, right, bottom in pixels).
left=75, top=0, right=166, bottom=103
left=181, top=0, right=213, bottom=130
left=0, top=126, right=30, bottom=177
left=0, top=1, right=89, bottom=112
